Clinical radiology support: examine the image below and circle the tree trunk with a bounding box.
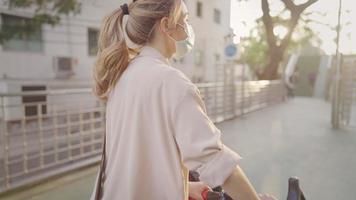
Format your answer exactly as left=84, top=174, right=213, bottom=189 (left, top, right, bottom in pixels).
left=259, top=48, right=283, bottom=80
left=258, top=0, right=318, bottom=80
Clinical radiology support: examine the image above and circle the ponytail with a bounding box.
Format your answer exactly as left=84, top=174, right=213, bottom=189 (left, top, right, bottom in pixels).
left=93, top=8, right=129, bottom=101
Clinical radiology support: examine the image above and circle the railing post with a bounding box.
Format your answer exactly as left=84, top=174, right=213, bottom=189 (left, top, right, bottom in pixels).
left=79, top=104, right=84, bottom=156
left=241, top=65, right=245, bottom=116
left=66, top=109, right=73, bottom=161
left=0, top=96, right=10, bottom=189
left=53, top=105, right=59, bottom=163
left=21, top=104, right=28, bottom=173
left=223, top=80, right=227, bottom=120
left=214, top=83, right=218, bottom=122
left=100, top=101, right=106, bottom=150
left=90, top=106, right=95, bottom=152
left=38, top=103, right=44, bottom=169
left=232, top=67, right=236, bottom=118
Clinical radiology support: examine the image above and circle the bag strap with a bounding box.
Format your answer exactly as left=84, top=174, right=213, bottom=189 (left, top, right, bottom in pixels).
left=95, top=132, right=106, bottom=200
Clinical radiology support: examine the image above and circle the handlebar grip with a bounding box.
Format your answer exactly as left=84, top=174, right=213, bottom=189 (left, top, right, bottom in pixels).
left=188, top=188, right=223, bottom=200
left=287, top=177, right=306, bottom=200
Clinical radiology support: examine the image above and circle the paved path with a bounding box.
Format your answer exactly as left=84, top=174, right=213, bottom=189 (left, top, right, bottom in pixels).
left=2, top=97, right=355, bottom=200
left=220, top=97, right=356, bottom=200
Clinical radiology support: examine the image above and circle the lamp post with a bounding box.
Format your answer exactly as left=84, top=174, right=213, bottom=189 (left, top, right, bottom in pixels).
left=331, top=0, right=342, bottom=129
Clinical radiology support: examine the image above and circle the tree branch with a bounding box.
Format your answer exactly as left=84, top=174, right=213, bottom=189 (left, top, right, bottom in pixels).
left=282, top=0, right=318, bottom=16
left=279, top=0, right=318, bottom=51
left=298, top=0, right=318, bottom=12
left=261, top=0, right=276, bottom=49
left=281, top=0, right=297, bottom=11
left=279, top=16, right=299, bottom=52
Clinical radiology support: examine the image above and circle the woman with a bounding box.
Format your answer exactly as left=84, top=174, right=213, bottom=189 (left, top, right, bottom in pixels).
left=91, top=0, right=276, bottom=199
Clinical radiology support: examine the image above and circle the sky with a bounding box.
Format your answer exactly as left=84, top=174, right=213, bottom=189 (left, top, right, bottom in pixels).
left=230, top=0, right=356, bottom=55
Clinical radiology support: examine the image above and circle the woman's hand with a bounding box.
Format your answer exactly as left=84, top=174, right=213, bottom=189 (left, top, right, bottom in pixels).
left=258, top=193, right=278, bottom=200
left=188, top=181, right=212, bottom=200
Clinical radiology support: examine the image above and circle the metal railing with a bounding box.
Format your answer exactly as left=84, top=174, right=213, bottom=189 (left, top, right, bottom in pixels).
left=337, top=56, right=356, bottom=128
left=0, top=89, right=106, bottom=193
left=198, top=80, right=287, bottom=122
left=0, top=80, right=287, bottom=193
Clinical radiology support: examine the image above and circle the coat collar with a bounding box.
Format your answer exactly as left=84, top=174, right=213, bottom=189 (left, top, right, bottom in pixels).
left=138, top=45, right=170, bottom=65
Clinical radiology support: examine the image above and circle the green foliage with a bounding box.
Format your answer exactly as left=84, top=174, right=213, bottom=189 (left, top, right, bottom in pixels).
left=240, top=12, right=321, bottom=74
left=240, top=32, right=268, bottom=73
left=0, top=0, right=81, bottom=43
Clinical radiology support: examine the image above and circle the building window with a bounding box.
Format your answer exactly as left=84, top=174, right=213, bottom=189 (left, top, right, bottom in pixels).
left=214, top=53, right=221, bottom=63
left=196, top=1, right=203, bottom=18
left=88, top=28, right=99, bottom=56
left=22, top=86, right=47, bottom=117
left=53, top=57, right=75, bottom=79
left=213, top=9, right=221, bottom=24
left=1, top=14, right=43, bottom=52
left=194, top=50, right=203, bottom=66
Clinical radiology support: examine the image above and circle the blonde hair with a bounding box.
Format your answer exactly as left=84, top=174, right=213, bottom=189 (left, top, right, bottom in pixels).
left=93, top=0, right=182, bottom=101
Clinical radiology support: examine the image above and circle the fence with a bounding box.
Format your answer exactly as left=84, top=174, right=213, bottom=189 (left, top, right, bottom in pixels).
left=338, top=56, right=356, bottom=128
left=0, top=80, right=287, bottom=193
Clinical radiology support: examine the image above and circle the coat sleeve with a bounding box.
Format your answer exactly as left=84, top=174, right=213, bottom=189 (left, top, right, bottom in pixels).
left=171, top=80, right=242, bottom=188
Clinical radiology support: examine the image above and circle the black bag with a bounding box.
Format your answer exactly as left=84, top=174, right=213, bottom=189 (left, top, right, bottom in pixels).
left=94, top=133, right=106, bottom=200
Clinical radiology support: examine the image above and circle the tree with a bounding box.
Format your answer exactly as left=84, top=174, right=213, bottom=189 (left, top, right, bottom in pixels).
left=0, top=0, right=81, bottom=44
left=257, top=0, right=318, bottom=80
left=240, top=7, right=322, bottom=77
left=239, top=30, right=268, bottom=76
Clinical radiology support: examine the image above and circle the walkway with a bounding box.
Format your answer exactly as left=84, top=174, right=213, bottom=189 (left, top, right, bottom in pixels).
left=2, top=97, right=355, bottom=200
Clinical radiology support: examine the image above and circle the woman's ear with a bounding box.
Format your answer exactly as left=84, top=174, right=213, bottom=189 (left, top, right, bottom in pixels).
left=159, top=17, right=171, bottom=34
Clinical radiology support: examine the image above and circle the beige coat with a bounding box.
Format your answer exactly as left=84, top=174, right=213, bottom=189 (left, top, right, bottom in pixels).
left=90, top=45, right=242, bottom=200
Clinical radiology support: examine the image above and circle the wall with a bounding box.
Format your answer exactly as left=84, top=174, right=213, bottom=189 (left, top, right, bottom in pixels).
left=0, top=0, right=232, bottom=85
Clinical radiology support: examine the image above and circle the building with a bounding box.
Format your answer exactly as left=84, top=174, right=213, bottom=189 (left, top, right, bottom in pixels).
left=179, top=0, right=233, bottom=82
left=0, top=0, right=233, bottom=95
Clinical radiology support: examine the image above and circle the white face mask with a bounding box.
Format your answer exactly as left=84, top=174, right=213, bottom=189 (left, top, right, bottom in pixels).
left=167, top=23, right=195, bottom=59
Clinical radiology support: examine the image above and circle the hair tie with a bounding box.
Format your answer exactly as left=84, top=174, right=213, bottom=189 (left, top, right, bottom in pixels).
left=120, top=3, right=129, bottom=15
